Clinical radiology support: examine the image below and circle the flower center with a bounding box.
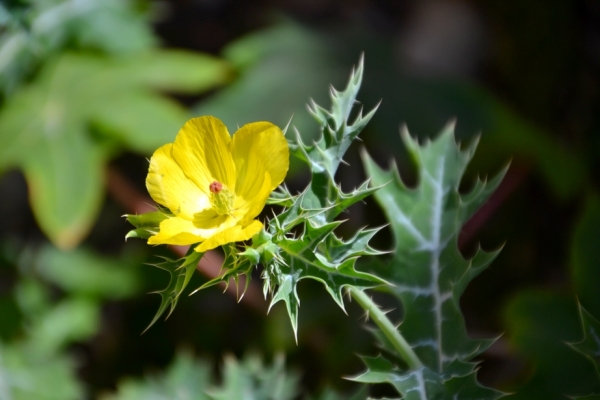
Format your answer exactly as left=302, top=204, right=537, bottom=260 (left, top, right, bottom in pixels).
left=209, top=181, right=222, bottom=193
left=209, top=181, right=234, bottom=215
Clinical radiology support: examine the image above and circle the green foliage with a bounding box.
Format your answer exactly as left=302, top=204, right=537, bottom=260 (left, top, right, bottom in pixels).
left=12, top=245, right=143, bottom=354
left=0, top=0, right=155, bottom=95
left=102, top=352, right=213, bottom=400
left=193, top=20, right=588, bottom=201
left=504, top=292, right=600, bottom=399
left=359, top=125, right=506, bottom=398
left=502, top=195, right=600, bottom=399
left=143, top=249, right=204, bottom=332
left=103, top=352, right=300, bottom=400
left=0, top=341, right=83, bottom=400
left=142, top=59, right=386, bottom=339
left=572, top=305, right=600, bottom=382
left=0, top=0, right=231, bottom=249
left=246, top=58, right=386, bottom=338
left=33, top=245, right=141, bottom=299
left=0, top=243, right=145, bottom=400
left=194, top=22, right=343, bottom=147
left=0, top=51, right=228, bottom=249
left=206, top=354, right=300, bottom=400
left=103, top=351, right=367, bottom=400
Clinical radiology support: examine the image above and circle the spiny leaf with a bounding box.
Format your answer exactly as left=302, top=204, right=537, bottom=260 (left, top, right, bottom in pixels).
left=144, top=249, right=203, bottom=332
left=349, top=355, right=445, bottom=400
left=571, top=304, right=600, bottom=378
left=361, top=122, right=506, bottom=397
left=301, top=55, right=378, bottom=179
left=259, top=58, right=384, bottom=339
left=193, top=243, right=254, bottom=295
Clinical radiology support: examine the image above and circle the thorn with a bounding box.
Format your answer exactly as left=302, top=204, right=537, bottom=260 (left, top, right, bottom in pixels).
left=283, top=114, right=294, bottom=135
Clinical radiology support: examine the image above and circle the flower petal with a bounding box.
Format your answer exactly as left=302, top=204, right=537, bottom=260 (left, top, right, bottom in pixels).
left=148, top=214, right=236, bottom=246
left=231, top=122, right=289, bottom=201
left=147, top=216, right=205, bottom=246
left=171, top=116, right=236, bottom=193
left=193, top=209, right=228, bottom=229
left=233, top=172, right=272, bottom=222
left=194, top=220, right=263, bottom=252
left=146, top=143, right=209, bottom=219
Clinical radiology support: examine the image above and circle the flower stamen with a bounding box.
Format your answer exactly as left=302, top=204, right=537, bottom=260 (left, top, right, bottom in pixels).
left=209, top=181, right=223, bottom=193
left=209, top=181, right=234, bottom=216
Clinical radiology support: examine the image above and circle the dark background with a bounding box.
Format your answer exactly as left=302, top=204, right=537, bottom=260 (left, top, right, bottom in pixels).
left=1, top=0, right=600, bottom=398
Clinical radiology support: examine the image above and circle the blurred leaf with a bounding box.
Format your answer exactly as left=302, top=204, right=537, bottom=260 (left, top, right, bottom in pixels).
left=0, top=297, right=21, bottom=341
left=26, top=297, right=100, bottom=356
left=206, top=21, right=588, bottom=198
left=34, top=245, right=141, bottom=299
left=102, top=351, right=212, bottom=400
left=30, top=0, right=154, bottom=54
left=103, top=352, right=301, bottom=400
left=571, top=305, right=600, bottom=378
left=0, top=341, right=83, bottom=400
left=357, top=33, right=588, bottom=200
left=503, top=291, right=600, bottom=399
left=114, top=50, right=232, bottom=94
left=14, top=278, right=52, bottom=318
left=63, top=0, right=156, bottom=54
left=207, top=354, right=300, bottom=400
left=0, top=50, right=228, bottom=248
left=0, top=0, right=155, bottom=94
left=194, top=21, right=345, bottom=144
left=571, top=194, right=600, bottom=317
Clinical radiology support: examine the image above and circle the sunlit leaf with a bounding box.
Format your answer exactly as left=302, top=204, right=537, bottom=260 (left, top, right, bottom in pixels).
left=0, top=50, right=228, bottom=248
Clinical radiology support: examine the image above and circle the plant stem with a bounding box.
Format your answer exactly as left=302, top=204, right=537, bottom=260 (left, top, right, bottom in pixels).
left=348, top=286, right=423, bottom=370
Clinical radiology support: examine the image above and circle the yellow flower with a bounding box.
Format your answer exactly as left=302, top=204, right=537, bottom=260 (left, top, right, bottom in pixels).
left=145, top=116, right=289, bottom=252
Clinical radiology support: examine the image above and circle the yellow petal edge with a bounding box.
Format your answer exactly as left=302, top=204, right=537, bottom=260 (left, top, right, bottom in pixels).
left=145, top=116, right=289, bottom=252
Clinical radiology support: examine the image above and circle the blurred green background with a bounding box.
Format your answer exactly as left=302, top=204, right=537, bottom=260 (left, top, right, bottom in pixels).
left=1, top=0, right=599, bottom=398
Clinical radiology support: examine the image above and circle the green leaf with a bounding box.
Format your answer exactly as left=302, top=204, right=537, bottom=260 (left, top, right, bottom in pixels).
left=0, top=0, right=156, bottom=96
left=33, top=245, right=141, bottom=299
left=502, top=194, right=600, bottom=399
left=503, top=291, right=600, bottom=399
left=361, top=123, right=506, bottom=397
left=443, top=374, right=504, bottom=400
left=25, top=297, right=100, bottom=356
left=115, top=50, right=232, bottom=93
left=350, top=355, right=445, bottom=400
left=24, top=131, right=105, bottom=250
left=102, top=351, right=212, bottom=400
left=206, top=354, right=300, bottom=400
left=144, top=249, right=203, bottom=332
left=296, top=56, right=379, bottom=179
left=258, top=59, right=385, bottom=338
left=0, top=341, right=83, bottom=400
left=572, top=305, right=600, bottom=378
left=125, top=211, right=170, bottom=240
left=0, top=50, right=227, bottom=248
left=194, top=22, right=345, bottom=147
left=271, top=225, right=387, bottom=335
left=92, top=91, right=190, bottom=154
left=104, top=352, right=303, bottom=400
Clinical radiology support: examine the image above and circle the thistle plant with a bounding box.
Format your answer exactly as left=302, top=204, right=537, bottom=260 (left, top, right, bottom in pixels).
left=126, top=58, right=506, bottom=398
